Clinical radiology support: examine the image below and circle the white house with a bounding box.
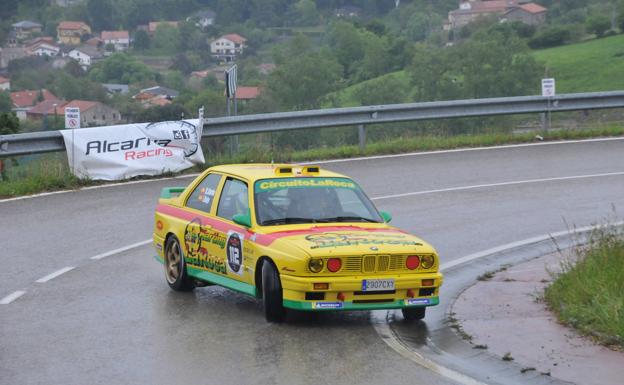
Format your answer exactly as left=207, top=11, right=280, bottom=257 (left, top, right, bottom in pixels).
left=101, top=30, right=130, bottom=51
left=68, top=46, right=102, bottom=69
left=0, top=76, right=10, bottom=91
left=28, top=42, right=60, bottom=57
left=210, top=33, right=246, bottom=62
left=187, top=9, right=216, bottom=29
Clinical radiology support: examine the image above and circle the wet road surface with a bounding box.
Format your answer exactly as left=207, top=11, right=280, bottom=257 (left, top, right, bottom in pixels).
left=2, top=138, right=623, bottom=385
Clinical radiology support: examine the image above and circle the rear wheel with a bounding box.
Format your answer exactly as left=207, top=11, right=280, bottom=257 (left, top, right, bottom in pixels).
left=164, top=236, right=195, bottom=292
left=402, top=307, right=426, bottom=321
left=262, top=261, right=286, bottom=323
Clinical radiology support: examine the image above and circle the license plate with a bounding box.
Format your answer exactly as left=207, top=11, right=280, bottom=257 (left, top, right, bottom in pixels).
left=361, top=279, right=395, bottom=292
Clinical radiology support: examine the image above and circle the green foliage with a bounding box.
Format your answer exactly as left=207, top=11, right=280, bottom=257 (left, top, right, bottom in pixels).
left=89, top=53, right=154, bottom=84
left=293, top=0, right=320, bottom=26
left=0, top=92, right=13, bottom=113
left=409, top=28, right=543, bottom=103
left=132, top=30, right=150, bottom=50
left=268, top=40, right=342, bottom=110
left=586, top=14, right=611, bottom=37
left=529, top=25, right=573, bottom=48
left=533, top=33, right=624, bottom=93
left=0, top=112, right=20, bottom=135
left=545, top=228, right=624, bottom=349
left=87, top=0, right=114, bottom=31
left=152, top=24, right=181, bottom=53
left=352, top=75, right=408, bottom=106
left=135, top=103, right=186, bottom=123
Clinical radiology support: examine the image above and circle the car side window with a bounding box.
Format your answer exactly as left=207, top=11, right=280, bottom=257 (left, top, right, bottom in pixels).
left=217, top=178, right=249, bottom=220
left=186, top=173, right=222, bottom=213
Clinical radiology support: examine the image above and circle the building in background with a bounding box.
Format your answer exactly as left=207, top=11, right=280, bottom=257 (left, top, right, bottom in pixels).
left=101, top=30, right=130, bottom=51
left=0, top=76, right=10, bottom=91
left=447, top=1, right=547, bottom=30
left=10, top=89, right=60, bottom=120
left=68, top=45, right=103, bottom=69
left=12, top=21, right=43, bottom=40
left=210, top=34, right=247, bottom=62
left=187, top=9, right=216, bottom=29
left=503, top=3, right=548, bottom=25
left=57, top=21, right=92, bottom=45
left=28, top=99, right=121, bottom=126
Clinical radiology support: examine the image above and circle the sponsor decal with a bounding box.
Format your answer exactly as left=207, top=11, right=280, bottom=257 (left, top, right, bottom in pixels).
left=59, top=119, right=204, bottom=181
left=255, top=178, right=357, bottom=192
left=183, top=218, right=227, bottom=275
left=406, top=298, right=430, bottom=306
left=226, top=231, right=244, bottom=276
left=305, top=232, right=421, bottom=249
left=315, top=302, right=343, bottom=309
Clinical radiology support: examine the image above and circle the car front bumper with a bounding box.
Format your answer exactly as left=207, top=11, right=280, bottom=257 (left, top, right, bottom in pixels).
left=280, top=272, right=443, bottom=311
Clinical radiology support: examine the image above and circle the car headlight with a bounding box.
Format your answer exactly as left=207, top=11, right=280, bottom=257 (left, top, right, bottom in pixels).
left=308, top=258, right=324, bottom=273
left=421, top=255, right=435, bottom=269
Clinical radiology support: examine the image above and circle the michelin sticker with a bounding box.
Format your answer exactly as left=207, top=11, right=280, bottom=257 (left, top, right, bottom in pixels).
left=315, top=302, right=343, bottom=309
left=406, top=298, right=430, bottom=306
left=226, top=231, right=244, bottom=276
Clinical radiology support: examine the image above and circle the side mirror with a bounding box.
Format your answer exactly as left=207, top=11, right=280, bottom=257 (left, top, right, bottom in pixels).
left=232, top=211, right=252, bottom=227
left=380, top=211, right=392, bottom=223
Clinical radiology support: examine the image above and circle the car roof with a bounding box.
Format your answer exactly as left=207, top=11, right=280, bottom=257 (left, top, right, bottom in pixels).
left=207, top=163, right=347, bottom=181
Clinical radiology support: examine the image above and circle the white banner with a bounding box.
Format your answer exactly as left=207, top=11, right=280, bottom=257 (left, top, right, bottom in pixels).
left=60, top=119, right=205, bottom=181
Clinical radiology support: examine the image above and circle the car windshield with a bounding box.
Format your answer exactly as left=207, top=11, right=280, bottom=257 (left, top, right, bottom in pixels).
left=254, top=177, right=383, bottom=226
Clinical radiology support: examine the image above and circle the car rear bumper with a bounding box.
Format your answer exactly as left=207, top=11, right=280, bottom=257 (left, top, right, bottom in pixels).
left=280, top=272, right=443, bottom=311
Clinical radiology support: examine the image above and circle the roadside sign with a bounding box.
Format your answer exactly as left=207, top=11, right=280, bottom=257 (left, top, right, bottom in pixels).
left=225, top=64, right=237, bottom=98
left=542, top=78, right=555, bottom=97
left=65, top=107, right=81, bottom=129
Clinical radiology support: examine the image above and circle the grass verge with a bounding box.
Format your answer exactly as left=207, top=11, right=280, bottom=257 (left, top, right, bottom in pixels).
left=1, top=125, right=623, bottom=199
left=544, top=227, right=624, bottom=350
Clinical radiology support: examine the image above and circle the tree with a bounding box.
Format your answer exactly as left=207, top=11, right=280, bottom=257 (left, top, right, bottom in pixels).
left=528, top=25, right=572, bottom=48
left=294, top=0, right=320, bottom=26
left=268, top=49, right=342, bottom=110
left=152, top=24, right=181, bottom=53
left=586, top=14, right=611, bottom=37
left=89, top=53, right=154, bottom=84
left=353, top=75, right=408, bottom=106
left=326, top=21, right=366, bottom=78
left=0, top=92, right=13, bottom=113
left=133, top=30, right=150, bottom=51
left=0, top=112, right=19, bottom=135
left=87, top=0, right=114, bottom=31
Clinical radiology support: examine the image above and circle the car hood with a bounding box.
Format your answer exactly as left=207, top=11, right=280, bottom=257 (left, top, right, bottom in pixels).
left=263, top=226, right=436, bottom=257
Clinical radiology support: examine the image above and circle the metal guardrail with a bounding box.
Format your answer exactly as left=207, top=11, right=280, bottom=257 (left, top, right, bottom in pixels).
left=2, top=91, right=624, bottom=157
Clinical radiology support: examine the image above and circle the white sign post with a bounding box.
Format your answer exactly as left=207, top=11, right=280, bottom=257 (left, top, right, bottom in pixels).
left=65, top=107, right=81, bottom=129
left=541, top=78, right=555, bottom=131
left=541, top=78, right=555, bottom=97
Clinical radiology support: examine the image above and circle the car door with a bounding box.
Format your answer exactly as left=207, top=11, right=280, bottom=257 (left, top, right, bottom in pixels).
left=214, top=176, right=253, bottom=284
left=181, top=172, right=227, bottom=274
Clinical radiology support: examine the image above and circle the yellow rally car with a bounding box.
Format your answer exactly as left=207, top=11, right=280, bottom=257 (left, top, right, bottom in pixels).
left=153, top=164, right=443, bottom=322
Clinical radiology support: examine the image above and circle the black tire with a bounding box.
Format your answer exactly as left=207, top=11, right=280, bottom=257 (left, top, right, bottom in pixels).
left=262, top=261, right=286, bottom=323
left=164, top=236, right=195, bottom=292
left=402, top=307, right=426, bottom=321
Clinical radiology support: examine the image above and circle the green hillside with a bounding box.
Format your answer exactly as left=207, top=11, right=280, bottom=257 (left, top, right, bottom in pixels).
left=533, top=34, right=624, bottom=93
left=323, top=71, right=409, bottom=107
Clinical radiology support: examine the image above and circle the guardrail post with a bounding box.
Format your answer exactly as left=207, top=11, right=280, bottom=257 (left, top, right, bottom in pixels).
left=358, top=124, right=366, bottom=152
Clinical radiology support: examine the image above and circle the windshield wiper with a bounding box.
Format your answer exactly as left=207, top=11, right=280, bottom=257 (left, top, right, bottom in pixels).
left=320, top=216, right=380, bottom=223
left=261, top=217, right=330, bottom=225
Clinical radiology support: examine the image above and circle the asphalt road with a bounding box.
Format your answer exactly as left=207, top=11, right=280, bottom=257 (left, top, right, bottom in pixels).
left=1, top=138, right=623, bottom=385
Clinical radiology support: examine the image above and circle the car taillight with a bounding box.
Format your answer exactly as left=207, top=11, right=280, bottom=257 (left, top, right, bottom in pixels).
left=406, top=255, right=420, bottom=270
left=327, top=258, right=342, bottom=272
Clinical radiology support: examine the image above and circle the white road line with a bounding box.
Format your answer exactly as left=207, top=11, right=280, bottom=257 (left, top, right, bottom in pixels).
left=2, top=137, right=622, bottom=204
left=313, top=136, right=624, bottom=164
left=0, top=173, right=199, bottom=204
left=373, top=312, right=489, bottom=385
left=371, top=171, right=624, bottom=200
left=90, top=240, right=152, bottom=260
left=0, top=290, right=26, bottom=305
left=35, top=266, right=75, bottom=283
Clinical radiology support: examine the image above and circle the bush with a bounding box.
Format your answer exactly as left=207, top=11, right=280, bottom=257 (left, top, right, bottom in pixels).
left=529, top=25, right=572, bottom=48
left=586, top=14, right=611, bottom=37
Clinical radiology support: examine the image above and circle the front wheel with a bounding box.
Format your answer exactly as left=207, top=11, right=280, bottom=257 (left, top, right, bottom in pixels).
left=164, top=236, right=195, bottom=292
left=402, top=307, right=426, bottom=321
left=262, top=261, right=286, bottom=323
